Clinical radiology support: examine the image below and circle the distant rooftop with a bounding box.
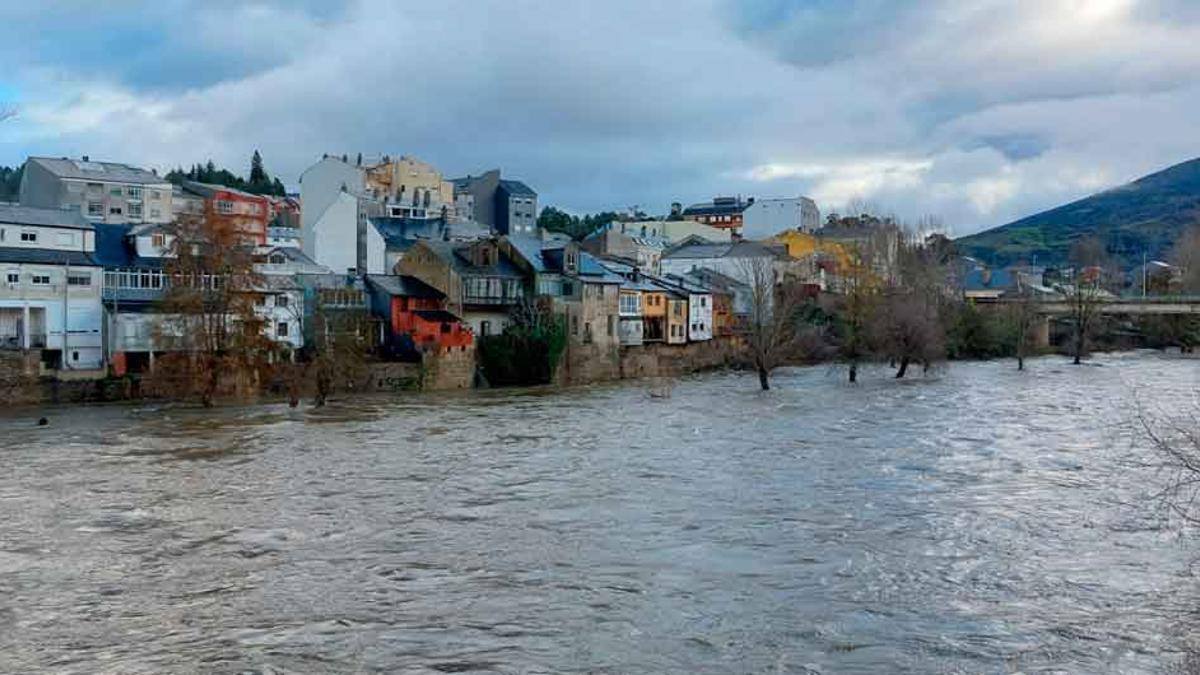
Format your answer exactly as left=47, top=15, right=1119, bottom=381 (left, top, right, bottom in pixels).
left=0, top=203, right=92, bottom=230
left=28, top=156, right=168, bottom=185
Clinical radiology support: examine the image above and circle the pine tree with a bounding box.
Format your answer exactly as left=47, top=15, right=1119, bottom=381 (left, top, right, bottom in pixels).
left=250, top=150, right=266, bottom=185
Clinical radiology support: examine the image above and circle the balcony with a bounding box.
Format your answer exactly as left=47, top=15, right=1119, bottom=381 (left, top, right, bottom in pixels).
left=462, top=277, right=524, bottom=306
left=0, top=332, right=47, bottom=350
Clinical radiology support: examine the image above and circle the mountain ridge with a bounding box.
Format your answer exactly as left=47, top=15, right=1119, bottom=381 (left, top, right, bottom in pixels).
left=955, top=157, right=1200, bottom=268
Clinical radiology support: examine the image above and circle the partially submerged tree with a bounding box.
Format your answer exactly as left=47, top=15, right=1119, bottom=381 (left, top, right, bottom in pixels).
left=157, top=214, right=271, bottom=406
left=304, top=288, right=374, bottom=406
left=1006, top=279, right=1040, bottom=371
left=1064, top=236, right=1110, bottom=365
left=872, top=233, right=948, bottom=378
left=739, top=255, right=807, bottom=390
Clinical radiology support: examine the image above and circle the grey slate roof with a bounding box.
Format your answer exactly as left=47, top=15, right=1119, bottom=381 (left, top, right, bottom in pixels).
left=421, top=240, right=525, bottom=279
left=663, top=240, right=785, bottom=260
left=28, top=156, right=168, bottom=185
left=0, top=203, right=92, bottom=230
left=498, top=179, right=536, bottom=197
left=0, top=248, right=98, bottom=266
left=365, top=274, right=445, bottom=299
left=181, top=180, right=264, bottom=200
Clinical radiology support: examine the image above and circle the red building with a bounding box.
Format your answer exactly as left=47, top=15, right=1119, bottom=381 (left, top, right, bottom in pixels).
left=180, top=181, right=270, bottom=245
left=681, top=196, right=748, bottom=232
left=367, top=274, right=472, bottom=355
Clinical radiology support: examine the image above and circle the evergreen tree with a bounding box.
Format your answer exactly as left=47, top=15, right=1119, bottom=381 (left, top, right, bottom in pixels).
left=249, top=150, right=266, bottom=185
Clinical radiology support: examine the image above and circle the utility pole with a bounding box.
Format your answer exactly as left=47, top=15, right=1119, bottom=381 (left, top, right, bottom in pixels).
left=1143, top=250, right=1148, bottom=298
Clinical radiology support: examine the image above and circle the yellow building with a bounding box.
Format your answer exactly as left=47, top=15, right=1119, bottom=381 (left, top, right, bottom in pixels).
left=365, top=156, right=454, bottom=213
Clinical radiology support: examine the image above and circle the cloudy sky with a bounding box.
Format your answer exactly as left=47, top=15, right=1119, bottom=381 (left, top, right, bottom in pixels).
left=1, top=0, right=1198, bottom=234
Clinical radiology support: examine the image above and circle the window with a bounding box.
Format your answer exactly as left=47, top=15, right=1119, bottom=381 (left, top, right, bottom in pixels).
left=152, top=233, right=166, bottom=248
left=561, top=281, right=574, bottom=297
left=127, top=186, right=142, bottom=200
left=276, top=295, right=289, bottom=308
left=700, top=297, right=707, bottom=307
left=109, top=206, right=122, bottom=215
left=620, top=293, right=641, bottom=314
left=572, top=315, right=579, bottom=335
left=20, top=231, right=37, bottom=243
left=150, top=208, right=161, bottom=219
left=6, top=272, right=17, bottom=284
left=276, top=322, right=289, bottom=337
left=255, top=296, right=266, bottom=307
left=269, top=254, right=286, bottom=265
left=86, top=182, right=103, bottom=193
left=440, top=323, right=451, bottom=334
left=67, top=274, right=91, bottom=287
left=128, top=202, right=143, bottom=218
left=32, top=275, right=51, bottom=285
left=216, top=200, right=234, bottom=214
left=0, top=228, right=5, bottom=241
left=608, top=315, right=615, bottom=336
left=480, top=320, right=491, bottom=336
left=72, top=351, right=79, bottom=362
left=150, top=190, right=161, bottom=200
left=109, top=187, right=122, bottom=197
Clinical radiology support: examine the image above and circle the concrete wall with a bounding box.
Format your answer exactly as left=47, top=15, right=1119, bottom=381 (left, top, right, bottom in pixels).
left=618, top=337, right=740, bottom=380
left=742, top=197, right=820, bottom=239
left=422, top=345, right=476, bottom=390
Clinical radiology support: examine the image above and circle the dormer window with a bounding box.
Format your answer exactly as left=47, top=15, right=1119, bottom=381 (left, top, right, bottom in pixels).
left=152, top=233, right=166, bottom=248
left=269, top=254, right=286, bottom=265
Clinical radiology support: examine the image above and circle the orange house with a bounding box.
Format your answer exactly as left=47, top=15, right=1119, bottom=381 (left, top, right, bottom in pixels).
left=368, top=274, right=472, bottom=353
left=181, top=180, right=270, bottom=245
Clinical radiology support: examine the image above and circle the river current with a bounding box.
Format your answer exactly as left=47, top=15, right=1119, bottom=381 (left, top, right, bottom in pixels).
left=2, top=353, right=1200, bottom=673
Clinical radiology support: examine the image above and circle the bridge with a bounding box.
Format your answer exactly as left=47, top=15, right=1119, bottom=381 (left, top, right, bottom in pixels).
left=1019, top=296, right=1200, bottom=316
left=986, top=295, right=1200, bottom=347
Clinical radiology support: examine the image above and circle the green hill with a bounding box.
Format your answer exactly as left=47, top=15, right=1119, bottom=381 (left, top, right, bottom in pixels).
left=956, top=157, right=1200, bottom=268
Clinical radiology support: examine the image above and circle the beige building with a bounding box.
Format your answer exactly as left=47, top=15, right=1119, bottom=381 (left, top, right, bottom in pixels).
left=365, top=155, right=455, bottom=220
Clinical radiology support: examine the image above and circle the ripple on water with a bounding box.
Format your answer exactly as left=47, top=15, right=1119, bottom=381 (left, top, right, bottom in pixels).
left=0, top=354, right=1199, bottom=673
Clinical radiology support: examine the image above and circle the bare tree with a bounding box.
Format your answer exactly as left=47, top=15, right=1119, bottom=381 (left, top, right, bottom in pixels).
left=0, top=104, right=15, bottom=123
left=872, top=233, right=947, bottom=378
left=1007, top=279, right=1040, bottom=371
left=1064, top=236, right=1109, bottom=365
left=739, top=255, right=807, bottom=390
left=304, top=286, right=374, bottom=406
left=156, top=214, right=271, bottom=406
left=1170, top=224, right=1200, bottom=294
left=824, top=243, right=879, bottom=383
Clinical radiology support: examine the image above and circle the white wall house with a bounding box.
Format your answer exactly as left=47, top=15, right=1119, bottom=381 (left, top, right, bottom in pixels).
left=685, top=290, right=713, bottom=342
left=300, top=156, right=373, bottom=275
left=0, top=205, right=104, bottom=369
left=20, top=156, right=174, bottom=226
left=741, top=196, right=821, bottom=240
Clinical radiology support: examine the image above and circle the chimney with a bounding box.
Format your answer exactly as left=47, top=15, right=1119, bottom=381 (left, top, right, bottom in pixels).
left=82, top=155, right=89, bottom=162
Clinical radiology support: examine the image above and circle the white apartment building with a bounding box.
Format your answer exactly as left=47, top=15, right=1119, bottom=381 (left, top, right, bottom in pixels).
left=20, top=156, right=174, bottom=226
left=741, top=196, right=821, bottom=239
left=0, top=204, right=104, bottom=369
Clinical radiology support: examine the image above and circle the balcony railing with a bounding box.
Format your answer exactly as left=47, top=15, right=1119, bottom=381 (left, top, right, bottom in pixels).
left=0, top=333, right=47, bottom=350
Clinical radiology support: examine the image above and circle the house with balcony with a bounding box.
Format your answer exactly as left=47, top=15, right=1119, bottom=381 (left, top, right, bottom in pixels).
left=397, top=238, right=526, bottom=337
left=501, top=235, right=624, bottom=380
left=177, top=181, right=270, bottom=246
left=0, top=204, right=104, bottom=370
left=298, top=273, right=378, bottom=352
left=92, top=222, right=174, bottom=374
left=366, top=274, right=471, bottom=359
left=20, top=156, right=173, bottom=226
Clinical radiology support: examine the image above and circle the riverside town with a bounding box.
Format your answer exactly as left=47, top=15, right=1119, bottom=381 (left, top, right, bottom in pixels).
left=6, top=150, right=1200, bottom=404
left=8, top=3, right=1200, bottom=672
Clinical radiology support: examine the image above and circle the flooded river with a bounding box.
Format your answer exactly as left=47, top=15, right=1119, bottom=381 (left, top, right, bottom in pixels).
left=2, top=353, right=1200, bottom=673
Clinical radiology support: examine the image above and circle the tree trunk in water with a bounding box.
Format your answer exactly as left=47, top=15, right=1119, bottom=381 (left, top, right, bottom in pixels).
left=895, top=357, right=909, bottom=379
left=1017, top=354, right=1024, bottom=371
left=1073, top=331, right=1084, bottom=365
left=757, top=366, right=770, bottom=391
left=848, top=362, right=858, bottom=383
